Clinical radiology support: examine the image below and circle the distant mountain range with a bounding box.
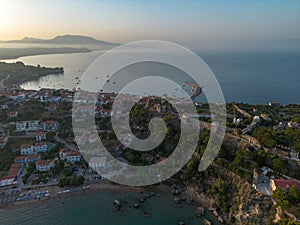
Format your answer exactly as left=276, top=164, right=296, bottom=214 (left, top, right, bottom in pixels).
left=1, top=34, right=118, bottom=46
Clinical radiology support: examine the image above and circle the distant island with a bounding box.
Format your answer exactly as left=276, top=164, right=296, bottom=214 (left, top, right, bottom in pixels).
left=0, top=34, right=119, bottom=46
left=0, top=61, right=63, bottom=86
left=0, top=47, right=91, bottom=60
left=0, top=34, right=119, bottom=60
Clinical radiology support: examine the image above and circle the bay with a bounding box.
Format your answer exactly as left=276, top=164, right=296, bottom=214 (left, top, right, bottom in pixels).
left=0, top=190, right=220, bottom=225
left=3, top=50, right=300, bottom=104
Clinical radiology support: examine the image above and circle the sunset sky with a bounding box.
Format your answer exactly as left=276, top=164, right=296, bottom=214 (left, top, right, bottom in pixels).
left=1, top=0, right=300, bottom=49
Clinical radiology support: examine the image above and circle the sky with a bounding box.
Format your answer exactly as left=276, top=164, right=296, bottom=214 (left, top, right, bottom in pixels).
left=0, top=0, right=300, bottom=50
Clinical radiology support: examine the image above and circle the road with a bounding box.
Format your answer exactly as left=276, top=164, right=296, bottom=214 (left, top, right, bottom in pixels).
left=54, top=134, right=78, bottom=151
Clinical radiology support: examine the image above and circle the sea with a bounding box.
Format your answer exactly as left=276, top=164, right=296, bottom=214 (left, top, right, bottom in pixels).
left=2, top=49, right=300, bottom=104
left=0, top=190, right=220, bottom=225
left=0, top=49, right=299, bottom=224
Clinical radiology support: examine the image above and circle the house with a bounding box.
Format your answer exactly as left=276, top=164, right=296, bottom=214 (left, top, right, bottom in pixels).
left=0, top=135, right=8, bottom=148
left=26, top=154, right=41, bottom=163
left=40, top=96, right=61, bottom=103
left=20, top=144, right=34, bottom=155
left=15, top=120, right=39, bottom=131
left=271, top=179, right=300, bottom=191
left=1, top=104, right=8, bottom=109
left=16, top=121, right=27, bottom=131
left=0, top=163, right=23, bottom=187
left=288, top=122, right=300, bottom=130
left=36, top=159, right=55, bottom=172
left=7, top=111, right=18, bottom=118
left=14, top=156, right=28, bottom=164
left=59, top=148, right=81, bottom=163
left=39, top=120, right=59, bottom=130
left=34, top=142, right=48, bottom=153
left=10, top=93, right=26, bottom=100
left=273, top=121, right=288, bottom=132
left=36, top=131, right=47, bottom=142
left=27, top=121, right=39, bottom=131
left=89, top=156, right=108, bottom=170
left=99, top=108, right=112, bottom=117
left=14, top=154, right=41, bottom=164
left=59, top=148, right=68, bottom=160
left=66, top=151, right=81, bottom=163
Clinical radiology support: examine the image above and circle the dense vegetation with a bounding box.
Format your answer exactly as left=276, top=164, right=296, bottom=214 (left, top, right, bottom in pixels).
left=0, top=61, right=63, bottom=85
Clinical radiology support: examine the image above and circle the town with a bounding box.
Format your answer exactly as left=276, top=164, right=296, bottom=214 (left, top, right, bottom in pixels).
left=0, top=84, right=299, bottom=224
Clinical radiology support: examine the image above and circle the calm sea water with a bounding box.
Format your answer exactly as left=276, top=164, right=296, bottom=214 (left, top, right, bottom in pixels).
left=3, top=50, right=300, bottom=104
left=0, top=190, right=220, bottom=225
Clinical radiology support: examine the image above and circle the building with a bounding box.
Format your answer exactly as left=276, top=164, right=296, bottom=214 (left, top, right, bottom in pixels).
left=16, top=121, right=27, bottom=131
left=14, top=154, right=41, bottom=164
left=0, top=163, right=23, bottom=187
left=34, top=142, right=48, bottom=153
left=20, top=144, right=34, bottom=155
left=39, top=120, right=60, bottom=130
left=10, top=93, right=26, bottom=100
left=14, top=155, right=28, bottom=164
left=36, top=131, right=47, bottom=142
left=59, top=148, right=67, bottom=160
left=15, top=120, right=39, bottom=131
left=27, top=121, right=39, bottom=131
left=7, top=111, right=18, bottom=118
left=89, top=156, right=108, bottom=170
left=26, top=154, right=41, bottom=163
left=36, top=159, right=55, bottom=172
left=59, top=148, right=81, bottom=163
left=271, top=179, right=300, bottom=191
left=66, top=151, right=81, bottom=163
left=0, top=135, right=8, bottom=148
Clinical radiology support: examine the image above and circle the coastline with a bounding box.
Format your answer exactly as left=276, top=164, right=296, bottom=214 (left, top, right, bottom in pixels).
left=0, top=181, right=172, bottom=211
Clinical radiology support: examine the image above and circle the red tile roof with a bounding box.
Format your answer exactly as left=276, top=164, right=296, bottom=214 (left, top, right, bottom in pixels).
left=36, top=159, right=54, bottom=166
left=14, top=156, right=27, bottom=161
left=1, top=163, right=22, bottom=181
left=36, top=131, right=47, bottom=136
left=20, top=144, right=33, bottom=149
left=34, top=141, right=47, bottom=147
left=274, top=179, right=300, bottom=189
left=66, top=151, right=81, bottom=157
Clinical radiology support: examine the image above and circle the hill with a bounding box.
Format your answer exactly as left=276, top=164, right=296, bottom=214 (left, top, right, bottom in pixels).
left=2, top=34, right=118, bottom=46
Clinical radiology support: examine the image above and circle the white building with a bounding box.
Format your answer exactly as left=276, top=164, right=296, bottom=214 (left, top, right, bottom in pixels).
left=39, top=120, right=59, bottom=130
left=66, top=151, right=81, bottom=163
left=27, top=121, right=39, bottom=131
left=59, top=148, right=81, bottom=163
left=15, top=120, right=39, bottom=131
left=16, top=121, right=27, bottom=131
left=0, top=135, right=8, bottom=148
left=36, top=159, right=55, bottom=172
left=36, top=131, right=47, bottom=142
left=7, top=111, right=18, bottom=118
left=34, top=142, right=48, bottom=153
left=20, top=144, right=34, bottom=155
left=14, top=154, right=41, bottom=163
left=89, top=156, right=108, bottom=170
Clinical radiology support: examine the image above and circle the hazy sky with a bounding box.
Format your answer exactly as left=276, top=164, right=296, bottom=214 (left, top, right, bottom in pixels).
left=1, top=0, right=300, bottom=49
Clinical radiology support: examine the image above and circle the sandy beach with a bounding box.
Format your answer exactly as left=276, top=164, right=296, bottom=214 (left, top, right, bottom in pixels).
left=0, top=181, right=173, bottom=210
